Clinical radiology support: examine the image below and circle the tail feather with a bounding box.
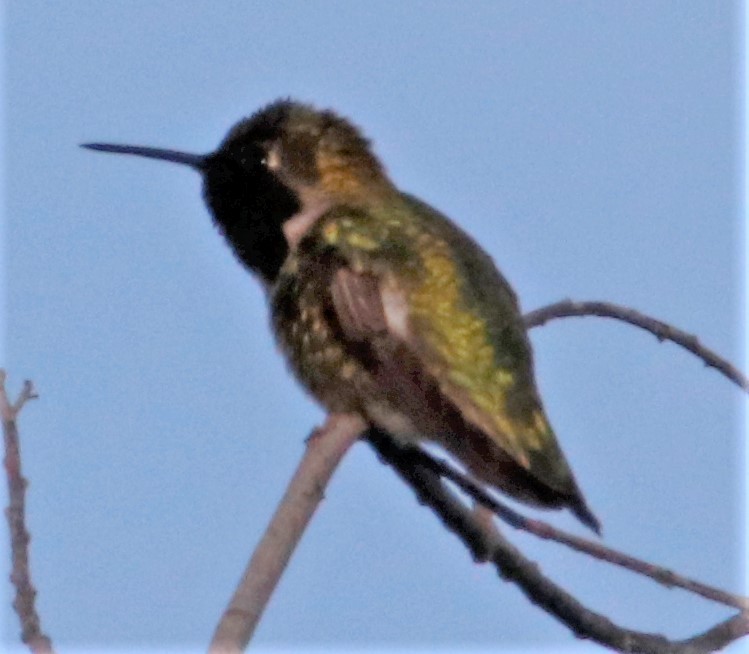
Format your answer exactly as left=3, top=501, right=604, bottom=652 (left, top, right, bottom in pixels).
left=569, top=495, right=602, bottom=536
left=434, top=427, right=604, bottom=536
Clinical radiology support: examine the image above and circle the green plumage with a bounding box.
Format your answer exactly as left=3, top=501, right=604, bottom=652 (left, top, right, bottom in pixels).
left=272, top=192, right=593, bottom=524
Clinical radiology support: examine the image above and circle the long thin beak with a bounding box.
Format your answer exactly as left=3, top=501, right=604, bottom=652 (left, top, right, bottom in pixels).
left=80, top=143, right=207, bottom=170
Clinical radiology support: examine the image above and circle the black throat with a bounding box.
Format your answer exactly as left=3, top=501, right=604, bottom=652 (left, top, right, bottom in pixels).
left=201, top=151, right=299, bottom=284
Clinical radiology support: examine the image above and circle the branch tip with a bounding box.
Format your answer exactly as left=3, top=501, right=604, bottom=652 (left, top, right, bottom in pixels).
left=0, top=372, right=39, bottom=422
left=523, top=299, right=748, bottom=392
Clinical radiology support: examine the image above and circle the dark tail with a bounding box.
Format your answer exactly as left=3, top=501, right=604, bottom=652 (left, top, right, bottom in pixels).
left=570, top=496, right=602, bottom=536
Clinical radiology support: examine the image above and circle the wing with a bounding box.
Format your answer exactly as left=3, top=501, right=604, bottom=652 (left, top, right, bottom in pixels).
left=329, top=264, right=556, bottom=472
left=319, top=202, right=599, bottom=532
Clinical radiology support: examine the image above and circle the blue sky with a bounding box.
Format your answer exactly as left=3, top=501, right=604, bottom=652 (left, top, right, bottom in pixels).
left=2, top=2, right=746, bottom=652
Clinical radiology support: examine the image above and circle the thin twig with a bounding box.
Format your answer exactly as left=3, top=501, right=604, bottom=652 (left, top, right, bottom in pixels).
left=0, top=370, right=52, bottom=654
left=393, top=442, right=749, bottom=611
left=523, top=299, right=749, bottom=392
left=208, top=412, right=367, bottom=654
left=367, top=430, right=748, bottom=654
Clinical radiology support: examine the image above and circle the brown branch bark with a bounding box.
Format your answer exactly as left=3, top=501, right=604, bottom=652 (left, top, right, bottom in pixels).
left=393, top=442, right=749, bottom=611
left=207, top=298, right=745, bottom=651
left=0, top=370, right=53, bottom=654
left=523, top=299, right=749, bottom=392
left=366, top=430, right=748, bottom=654
left=208, top=412, right=367, bottom=654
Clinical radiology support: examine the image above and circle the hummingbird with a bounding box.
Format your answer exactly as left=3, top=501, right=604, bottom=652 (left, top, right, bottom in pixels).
left=82, top=99, right=601, bottom=534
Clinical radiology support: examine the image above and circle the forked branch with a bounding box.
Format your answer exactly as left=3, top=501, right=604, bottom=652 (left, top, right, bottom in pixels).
left=366, top=430, right=748, bottom=654
left=0, top=370, right=52, bottom=654
left=391, top=441, right=748, bottom=612
left=218, top=299, right=746, bottom=651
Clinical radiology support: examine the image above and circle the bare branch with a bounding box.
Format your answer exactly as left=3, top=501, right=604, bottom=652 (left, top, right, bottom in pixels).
left=366, top=429, right=748, bottom=654
left=523, top=300, right=749, bottom=392
left=207, top=298, right=745, bottom=651
left=208, top=412, right=367, bottom=654
left=390, top=442, right=749, bottom=611
left=0, top=370, right=53, bottom=654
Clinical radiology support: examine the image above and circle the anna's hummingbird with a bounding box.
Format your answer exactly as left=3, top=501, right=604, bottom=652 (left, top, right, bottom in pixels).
left=83, top=100, right=600, bottom=534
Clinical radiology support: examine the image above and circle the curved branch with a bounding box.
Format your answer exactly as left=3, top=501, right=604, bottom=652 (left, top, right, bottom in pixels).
left=389, top=441, right=748, bottom=611
left=209, top=299, right=746, bottom=651
left=366, top=430, right=748, bottom=654
left=523, top=300, right=749, bottom=392
left=0, top=370, right=52, bottom=654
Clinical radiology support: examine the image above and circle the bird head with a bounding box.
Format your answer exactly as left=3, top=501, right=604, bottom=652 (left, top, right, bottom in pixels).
left=83, top=99, right=390, bottom=282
